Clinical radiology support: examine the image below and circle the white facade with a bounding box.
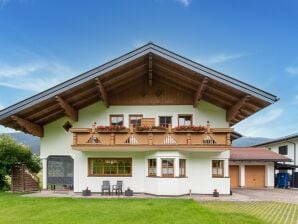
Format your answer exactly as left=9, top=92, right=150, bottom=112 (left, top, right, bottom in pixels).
left=264, top=139, right=298, bottom=172
left=40, top=100, right=232, bottom=195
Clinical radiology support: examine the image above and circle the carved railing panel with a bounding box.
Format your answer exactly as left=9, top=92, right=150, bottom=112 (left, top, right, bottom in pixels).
left=70, top=122, right=233, bottom=148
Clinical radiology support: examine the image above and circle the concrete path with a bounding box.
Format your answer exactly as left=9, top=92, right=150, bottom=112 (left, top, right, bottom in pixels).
left=193, top=188, right=298, bottom=204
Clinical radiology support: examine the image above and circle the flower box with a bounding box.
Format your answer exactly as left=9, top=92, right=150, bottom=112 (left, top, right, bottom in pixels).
left=174, top=125, right=207, bottom=132
left=135, top=126, right=167, bottom=133
left=96, top=125, right=129, bottom=133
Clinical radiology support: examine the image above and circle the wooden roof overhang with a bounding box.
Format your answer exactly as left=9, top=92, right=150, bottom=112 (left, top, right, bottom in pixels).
left=0, top=43, right=278, bottom=137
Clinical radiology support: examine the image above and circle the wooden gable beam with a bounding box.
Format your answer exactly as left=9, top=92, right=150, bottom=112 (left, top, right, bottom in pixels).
left=226, top=95, right=251, bottom=122
left=95, top=78, right=109, bottom=107
left=11, top=116, right=44, bottom=137
left=148, top=53, right=153, bottom=87
left=193, top=77, right=208, bottom=107
left=55, top=96, right=78, bottom=122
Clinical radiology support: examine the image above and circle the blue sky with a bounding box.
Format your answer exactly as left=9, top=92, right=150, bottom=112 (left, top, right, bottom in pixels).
left=0, top=0, right=298, bottom=138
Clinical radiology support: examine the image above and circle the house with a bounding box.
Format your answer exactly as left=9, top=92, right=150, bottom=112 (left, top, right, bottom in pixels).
left=0, top=43, right=288, bottom=195
left=254, top=133, right=298, bottom=172
left=254, top=134, right=298, bottom=188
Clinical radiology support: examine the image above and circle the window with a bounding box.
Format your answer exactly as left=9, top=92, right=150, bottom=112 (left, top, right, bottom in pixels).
left=88, top=158, right=132, bottom=176
left=178, top=115, right=192, bottom=126
left=161, top=159, right=174, bottom=177
left=129, top=115, right=143, bottom=127
left=212, top=160, right=224, bottom=177
left=110, top=115, right=124, bottom=126
left=179, top=159, right=186, bottom=177
left=279, top=145, right=288, bottom=155
left=62, top=121, right=73, bottom=132
left=159, top=116, right=172, bottom=127
left=148, top=159, right=156, bottom=176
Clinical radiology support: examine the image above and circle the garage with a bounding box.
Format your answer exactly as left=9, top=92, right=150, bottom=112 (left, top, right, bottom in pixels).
left=229, top=165, right=239, bottom=188
left=245, top=165, right=265, bottom=188
left=230, top=147, right=291, bottom=188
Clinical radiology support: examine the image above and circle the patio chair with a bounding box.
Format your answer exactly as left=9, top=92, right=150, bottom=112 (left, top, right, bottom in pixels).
left=112, top=181, right=123, bottom=196
left=101, top=181, right=111, bottom=195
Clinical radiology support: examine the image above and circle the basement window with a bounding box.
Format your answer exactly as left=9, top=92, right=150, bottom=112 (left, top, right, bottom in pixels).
left=63, top=121, right=73, bottom=132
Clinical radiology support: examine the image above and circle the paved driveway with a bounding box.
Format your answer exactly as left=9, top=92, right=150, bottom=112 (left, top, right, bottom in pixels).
left=194, top=188, right=298, bottom=204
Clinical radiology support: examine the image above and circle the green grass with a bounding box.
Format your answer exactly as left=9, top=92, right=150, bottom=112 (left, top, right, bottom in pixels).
left=201, top=201, right=298, bottom=224
left=0, top=192, right=267, bottom=224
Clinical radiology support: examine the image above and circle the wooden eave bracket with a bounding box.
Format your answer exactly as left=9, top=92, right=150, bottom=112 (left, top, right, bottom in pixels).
left=55, top=96, right=78, bottom=122
left=95, top=78, right=109, bottom=108
left=193, top=77, right=208, bottom=107
left=11, top=116, right=44, bottom=137
left=226, top=95, right=251, bottom=122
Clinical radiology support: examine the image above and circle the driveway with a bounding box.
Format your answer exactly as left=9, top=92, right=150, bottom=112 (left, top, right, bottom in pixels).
left=193, top=188, right=298, bottom=204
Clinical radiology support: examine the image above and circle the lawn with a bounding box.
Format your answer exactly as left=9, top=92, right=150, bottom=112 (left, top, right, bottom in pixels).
left=202, top=201, right=298, bottom=224
left=0, top=192, right=289, bottom=224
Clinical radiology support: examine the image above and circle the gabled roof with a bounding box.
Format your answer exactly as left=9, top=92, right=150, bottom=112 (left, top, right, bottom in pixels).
left=254, top=133, right=298, bottom=146
left=230, top=147, right=292, bottom=162
left=0, top=42, right=278, bottom=136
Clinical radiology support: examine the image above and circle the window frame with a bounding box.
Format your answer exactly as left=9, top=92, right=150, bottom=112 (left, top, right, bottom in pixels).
left=148, top=159, right=157, bottom=177
left=278, top=145, right=288, bottom=155
left=129, top=114, right=143, bottom=128
left=178, top=114, right=193, bottom=126
left=110, top=114, right=124, bottom=126
left=88, top=158, right=132, bottom=177
left=212, top=160, right=224, bottom=178
left=179, top=159, right=186, bottom=177
left=159, top=116, right=172, bottom=127
left=161, top=159, right=174, bottom=178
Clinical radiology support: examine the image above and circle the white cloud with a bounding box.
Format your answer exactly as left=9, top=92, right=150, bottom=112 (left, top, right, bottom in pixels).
left=285, top=66, right=298, bottom=76
left=0, top=60, right=76, bottom=92
left=195, top=52, right=246, bottom=65
left=0, top=125, right=16, bottom=134
left=234, top=108, right=284, bottom=138
left=177, top=0, right=191, bottom=7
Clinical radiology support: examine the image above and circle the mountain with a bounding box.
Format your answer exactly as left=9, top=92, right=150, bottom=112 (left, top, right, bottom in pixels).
left=232, top=137, right=272, bottom=147
left=2, top=132, right=40, bottom=154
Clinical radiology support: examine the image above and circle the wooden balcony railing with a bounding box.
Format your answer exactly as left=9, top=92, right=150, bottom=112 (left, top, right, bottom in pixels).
left=70, top=122, right=233, bottom=150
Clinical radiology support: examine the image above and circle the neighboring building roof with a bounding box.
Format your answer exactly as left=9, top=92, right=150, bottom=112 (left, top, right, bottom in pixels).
left=254, top=133, right=298, bottom=146
left=0, top=42, right=279, bottom=136
left=231, top=131, right=243, bottom=141
left=230, top=147, right=292, bottom=162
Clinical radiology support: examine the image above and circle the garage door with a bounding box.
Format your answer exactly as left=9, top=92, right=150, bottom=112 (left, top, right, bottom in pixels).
left=229, top=165, right=239, bottom=188
left=245, top=165, right=265, bottom=188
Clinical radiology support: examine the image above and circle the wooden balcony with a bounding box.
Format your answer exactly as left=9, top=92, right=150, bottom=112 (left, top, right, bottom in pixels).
left=70, top=122, right=233, bottom=151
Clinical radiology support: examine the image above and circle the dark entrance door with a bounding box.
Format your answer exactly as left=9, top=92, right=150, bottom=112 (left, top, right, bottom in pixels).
left=47, top=156, right=74, bottom=189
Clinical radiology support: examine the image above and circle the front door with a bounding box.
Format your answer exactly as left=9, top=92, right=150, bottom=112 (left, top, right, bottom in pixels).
left=229, top=165, right=239, bottom=188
